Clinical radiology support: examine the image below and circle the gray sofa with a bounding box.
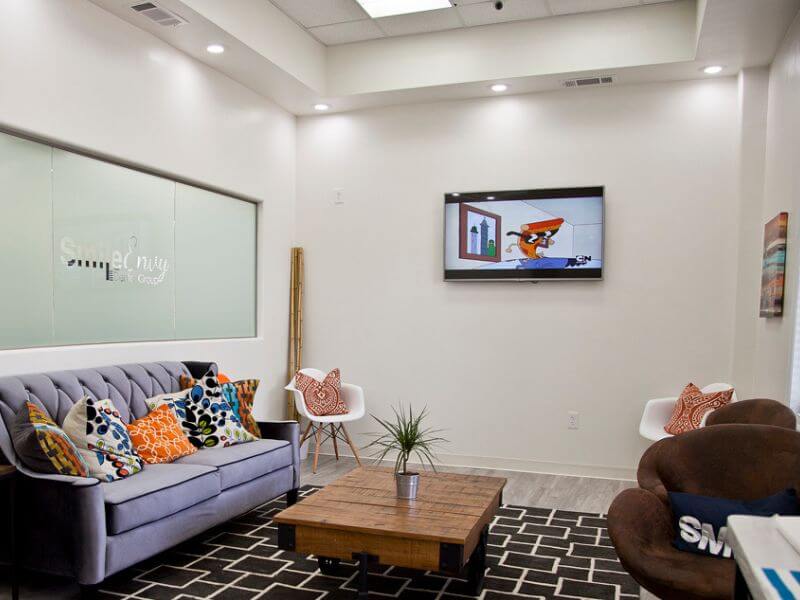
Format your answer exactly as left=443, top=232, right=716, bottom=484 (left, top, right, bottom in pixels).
left=0, top=361, right=300, bottom=593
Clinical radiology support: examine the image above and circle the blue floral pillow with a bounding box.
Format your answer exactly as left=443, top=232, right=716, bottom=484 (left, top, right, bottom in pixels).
left=146, top=377, right=255, bottom=449
left=182, top=373, right=256, bottom=448
left=62, top=397, right=143, bottom=482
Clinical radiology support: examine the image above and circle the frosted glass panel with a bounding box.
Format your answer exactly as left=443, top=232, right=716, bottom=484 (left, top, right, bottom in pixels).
left=175, top=184, right=256, bottom=339
left=52, top=150, right=176, bottom=344
left=0, top=130, right=257, bottom=350
left=0, top=132, right=54, bottom=350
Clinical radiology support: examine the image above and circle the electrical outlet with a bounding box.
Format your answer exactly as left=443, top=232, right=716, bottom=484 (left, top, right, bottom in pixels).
left=568, top=411, right=579, bottom=430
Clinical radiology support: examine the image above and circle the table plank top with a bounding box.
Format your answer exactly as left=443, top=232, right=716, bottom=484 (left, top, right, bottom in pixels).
left=274, top=467, right=506, bottom=544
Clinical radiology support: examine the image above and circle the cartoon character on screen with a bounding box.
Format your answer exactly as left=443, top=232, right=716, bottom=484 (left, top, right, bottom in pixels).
left=505, top=218, right=565, bottom=259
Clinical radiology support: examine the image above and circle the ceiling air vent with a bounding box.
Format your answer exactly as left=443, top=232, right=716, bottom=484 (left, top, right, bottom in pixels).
left=131, top=2, right=187, bottom=27
left=562, top=75, right=614, bottom=88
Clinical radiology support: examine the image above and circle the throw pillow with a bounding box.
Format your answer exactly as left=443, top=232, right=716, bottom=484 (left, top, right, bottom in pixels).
left=664, top=383, right=734, bottom=435
left=127, top=404, right=197, bottom=464
left=180, top=375, right=261, bottom=438
left=62, top=397, right=143, bottom=482
left=11, top=402, right=89, bottom=477
left=173, top=372, right=256, bottom=448
left=294, top=369, right=348, bottom=417
left=670, top=489, right=800, bottom=558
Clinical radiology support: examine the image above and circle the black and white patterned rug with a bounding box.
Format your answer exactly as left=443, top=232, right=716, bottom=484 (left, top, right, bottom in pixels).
left=98, top=486, right=638, bottom=600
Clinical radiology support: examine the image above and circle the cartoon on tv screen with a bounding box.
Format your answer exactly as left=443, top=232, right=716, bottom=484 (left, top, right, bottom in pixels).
left=444, top=189, right=603, bottom=280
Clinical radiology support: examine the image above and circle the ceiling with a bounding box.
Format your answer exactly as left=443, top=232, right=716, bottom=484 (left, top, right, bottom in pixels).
left=91, top=0, right=800, bottom=115
left=269, top=0, right=676, bottom=46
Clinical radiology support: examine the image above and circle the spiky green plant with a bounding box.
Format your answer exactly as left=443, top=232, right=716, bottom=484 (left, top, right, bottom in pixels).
left=368, top=405, right=447, bottom=474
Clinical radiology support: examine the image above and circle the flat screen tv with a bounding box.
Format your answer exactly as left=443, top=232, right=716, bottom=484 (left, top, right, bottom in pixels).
left=444, top=187, right=604, bottom=281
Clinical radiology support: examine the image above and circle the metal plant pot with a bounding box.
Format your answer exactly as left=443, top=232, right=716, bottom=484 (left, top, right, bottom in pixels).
left=396, top=472, right=419, bottom=499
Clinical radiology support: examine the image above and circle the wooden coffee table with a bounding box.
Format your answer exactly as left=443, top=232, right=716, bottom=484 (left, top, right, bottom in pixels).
left=273, top=467, right=506, bottom=598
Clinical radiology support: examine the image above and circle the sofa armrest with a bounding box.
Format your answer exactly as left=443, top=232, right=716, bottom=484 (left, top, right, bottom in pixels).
left=258, top=420, right=300, bottom=488
left=16, top=463, right=97, bottom=486
left=18, top=471, right=107, bottom=585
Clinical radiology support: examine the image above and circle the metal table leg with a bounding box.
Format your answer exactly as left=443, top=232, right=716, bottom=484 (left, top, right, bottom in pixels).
left=467, top=525, right=488, bottom=596
left=352, top=552, right=377, bottom=599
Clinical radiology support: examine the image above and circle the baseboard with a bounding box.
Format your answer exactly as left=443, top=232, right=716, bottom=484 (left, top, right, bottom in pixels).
left=311, top=449, right=636, bottom=481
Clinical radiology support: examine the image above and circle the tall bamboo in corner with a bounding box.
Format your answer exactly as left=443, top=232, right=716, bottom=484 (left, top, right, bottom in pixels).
left=287, top=247, right=304, bottom=421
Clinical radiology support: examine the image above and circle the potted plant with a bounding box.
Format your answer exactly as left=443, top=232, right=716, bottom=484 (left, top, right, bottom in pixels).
left=368, top=405, right=446, bottom=500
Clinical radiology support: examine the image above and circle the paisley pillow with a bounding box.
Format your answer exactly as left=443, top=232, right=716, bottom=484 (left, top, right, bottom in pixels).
left=62, top=397, right=143, bottom=482
left=295, top=369, right=348, bottom=416
left=664, top=383, right=734, bottom=435
left=180, top=374, right=261, bottom=438
left=169, top=373, right=256, bottom=448
left=11, top=402, right=89, bottom=477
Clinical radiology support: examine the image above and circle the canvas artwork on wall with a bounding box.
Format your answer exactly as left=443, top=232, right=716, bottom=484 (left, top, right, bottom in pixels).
left=760, top=211, right=788, bottom=318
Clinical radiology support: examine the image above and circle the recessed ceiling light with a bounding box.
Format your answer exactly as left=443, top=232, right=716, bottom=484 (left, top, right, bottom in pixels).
left=490, top=84, right=509, bottom=92
left=487, top=196, right=495, bottom=200
left=703, top=65, right=723, bottom=74
left=206, top=44, right=225, bottom=54
left=314, top=103, right=330, bottom=111
left=355, top=0, right=451, bottom=18
left=452, top=193, right=460, bottom=197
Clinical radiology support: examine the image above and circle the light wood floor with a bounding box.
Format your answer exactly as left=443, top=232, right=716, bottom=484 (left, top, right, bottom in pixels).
left=303, top=455, right=635, bottom=514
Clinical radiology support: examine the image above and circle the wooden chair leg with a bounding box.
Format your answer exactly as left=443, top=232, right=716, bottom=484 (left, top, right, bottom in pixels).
left=300, top=421, right=313, bottom=447
left=340, top=423, right=362, bottom=467
left=330, top=423, right=340, bottom=460
left=312, top=423, right=323, bottom=474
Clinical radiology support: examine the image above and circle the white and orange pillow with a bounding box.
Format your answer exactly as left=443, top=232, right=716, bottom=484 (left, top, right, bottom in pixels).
left=127, top=404, right=197, bottom=464
left=295, top=369, right=349, bottom=417
left=664, top=383, right=733, bottom=436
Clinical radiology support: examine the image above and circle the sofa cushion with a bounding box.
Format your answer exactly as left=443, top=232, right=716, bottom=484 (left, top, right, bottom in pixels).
left=175, top=439, right=292, bottom=490
left=102, top=463, right=220, bottom=534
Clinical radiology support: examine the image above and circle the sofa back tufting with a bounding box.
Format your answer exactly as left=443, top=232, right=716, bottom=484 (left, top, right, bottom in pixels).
left=0, top=361, right=190, bottom=466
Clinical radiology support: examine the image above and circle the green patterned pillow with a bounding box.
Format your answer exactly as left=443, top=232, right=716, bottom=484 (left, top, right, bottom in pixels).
left=11, top=402, right=89, bottom=477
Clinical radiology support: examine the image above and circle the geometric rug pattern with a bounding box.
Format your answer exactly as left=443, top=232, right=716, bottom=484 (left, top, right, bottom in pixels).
left=98, top=486, right=638, bottom=600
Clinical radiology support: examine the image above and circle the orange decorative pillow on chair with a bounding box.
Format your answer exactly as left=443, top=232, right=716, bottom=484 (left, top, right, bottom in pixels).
left=664, top=383, right=733, bottom=435
left=127, top=404, right=197, bottom=464
left=295, top=369, right=349, bottom=417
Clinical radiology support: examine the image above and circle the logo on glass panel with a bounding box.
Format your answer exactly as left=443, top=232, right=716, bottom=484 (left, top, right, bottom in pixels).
left=59, top=235, right=169, bottom=287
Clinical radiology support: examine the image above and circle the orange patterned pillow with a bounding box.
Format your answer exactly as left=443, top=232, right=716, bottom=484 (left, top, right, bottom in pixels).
left=295, top=369, right=349, bottom=416
left=127, top=404, right=197, bottom=464
left=664, top=383, right=733, bottom=435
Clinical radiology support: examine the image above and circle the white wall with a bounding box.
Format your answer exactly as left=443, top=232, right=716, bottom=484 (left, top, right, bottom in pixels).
left=295, top=79, right=741, bottom=478
left=730, top=67, right=770, bottom=400
left=752, top=11, right=800, bottom=404
left=0, top=0, right=296, bottom=420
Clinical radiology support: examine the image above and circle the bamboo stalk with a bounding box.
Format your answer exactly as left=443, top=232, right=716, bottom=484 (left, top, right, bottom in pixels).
left=287, top=247, right=304, bottom=421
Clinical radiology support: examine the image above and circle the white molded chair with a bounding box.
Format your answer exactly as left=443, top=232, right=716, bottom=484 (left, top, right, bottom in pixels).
left=285, top=368, right=365, bottom=473
left=639, top=383, right=738, bottom=442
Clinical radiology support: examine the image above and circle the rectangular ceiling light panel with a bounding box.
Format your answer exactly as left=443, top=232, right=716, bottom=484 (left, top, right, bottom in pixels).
left=355, top=0, right=452, bottom=18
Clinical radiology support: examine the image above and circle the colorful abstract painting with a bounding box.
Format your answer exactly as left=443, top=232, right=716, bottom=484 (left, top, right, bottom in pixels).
left=760, top=212, right=788, bottom=318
